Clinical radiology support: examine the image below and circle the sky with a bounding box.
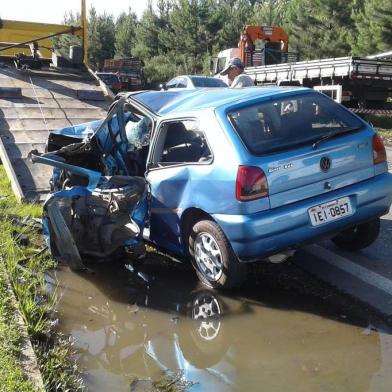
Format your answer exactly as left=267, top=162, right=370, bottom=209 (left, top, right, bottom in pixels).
left=0, top=0, right=150, bottom=23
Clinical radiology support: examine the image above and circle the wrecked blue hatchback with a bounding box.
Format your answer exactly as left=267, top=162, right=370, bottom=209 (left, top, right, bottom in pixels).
left=32, top=88, right=392, bottom=289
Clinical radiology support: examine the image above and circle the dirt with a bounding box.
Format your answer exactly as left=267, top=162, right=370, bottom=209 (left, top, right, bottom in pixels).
left=50, top=251, right=392, bottom=392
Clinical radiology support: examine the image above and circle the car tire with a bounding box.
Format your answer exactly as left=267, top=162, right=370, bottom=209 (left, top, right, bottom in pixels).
left=188, top=220, right=247, bottom=289
left=331, top=218, right=380, bottom=251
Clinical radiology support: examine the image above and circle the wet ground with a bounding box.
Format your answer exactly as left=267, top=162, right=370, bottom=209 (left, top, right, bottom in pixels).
left=48, top=152, right=392, bottom=392
left=50, top=247, right=392, bottom=392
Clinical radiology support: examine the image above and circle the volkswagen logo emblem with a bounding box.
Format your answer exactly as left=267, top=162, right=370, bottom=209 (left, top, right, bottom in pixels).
left=320, top=157, right=331, bottom=172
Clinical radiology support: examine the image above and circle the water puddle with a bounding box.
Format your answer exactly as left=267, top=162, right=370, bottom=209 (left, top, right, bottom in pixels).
left=50, top=256, right=392, bottom=392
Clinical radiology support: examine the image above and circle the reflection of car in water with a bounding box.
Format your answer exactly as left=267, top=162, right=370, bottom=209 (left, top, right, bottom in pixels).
left=32, top=88, right=392, bottom=290
left=56, top=261, right=382, bottom=392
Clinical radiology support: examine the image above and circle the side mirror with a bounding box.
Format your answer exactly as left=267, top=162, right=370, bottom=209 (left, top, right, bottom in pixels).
left=159, top=83, right=167, bottom=91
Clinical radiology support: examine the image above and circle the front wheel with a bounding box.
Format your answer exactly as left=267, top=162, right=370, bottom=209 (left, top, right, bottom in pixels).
left=331, top=218, right=380, bottom=251
left=188, top=220, right=247, bottom=289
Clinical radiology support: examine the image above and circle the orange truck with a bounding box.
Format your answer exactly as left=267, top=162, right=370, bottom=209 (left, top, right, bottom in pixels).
left=212, top=25, right=392, bottom=111
left=212, top=25, right=298, bottom=74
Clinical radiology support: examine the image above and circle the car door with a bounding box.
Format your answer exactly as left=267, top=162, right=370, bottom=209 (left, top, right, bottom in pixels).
left=145, top=118, right=214, bottom=255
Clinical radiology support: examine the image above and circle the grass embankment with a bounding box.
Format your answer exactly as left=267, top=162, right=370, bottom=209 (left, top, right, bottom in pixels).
left=366, top=114, right=392, bottom=145
left=0, top=165, right=84, bottom=391
left=0, top=265, right=35, bottom=391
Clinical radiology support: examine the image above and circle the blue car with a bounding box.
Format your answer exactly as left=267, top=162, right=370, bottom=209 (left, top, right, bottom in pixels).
left=32, top=87, right=392, bottom=289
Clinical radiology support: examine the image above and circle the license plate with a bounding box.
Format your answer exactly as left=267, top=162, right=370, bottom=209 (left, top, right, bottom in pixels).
left=308, top=197, right=353, bottom=226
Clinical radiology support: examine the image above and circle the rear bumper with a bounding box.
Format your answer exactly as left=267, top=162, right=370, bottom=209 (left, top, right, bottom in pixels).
left=212, top=173, right=392, bottom=262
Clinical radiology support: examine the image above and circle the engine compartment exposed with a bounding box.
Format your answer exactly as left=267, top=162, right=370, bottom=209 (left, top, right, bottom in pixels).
left=45, top=176, right=146, bottom=266
left=31, top=96, right=151, bottom=268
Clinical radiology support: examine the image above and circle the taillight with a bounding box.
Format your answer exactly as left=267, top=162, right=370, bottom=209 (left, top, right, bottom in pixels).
left=373, top=134, right=387, bottom=164
left=236, top=166, right=268, bottom=201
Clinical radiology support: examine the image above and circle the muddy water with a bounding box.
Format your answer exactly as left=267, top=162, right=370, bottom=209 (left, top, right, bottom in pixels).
left=51, top=257, right=392, bottom=392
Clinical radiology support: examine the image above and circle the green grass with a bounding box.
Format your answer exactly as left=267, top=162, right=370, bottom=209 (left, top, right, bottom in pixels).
left=365, top=114, right=392, bottom=145
left=375, top=129, right=392, bottom=145
left=0, top=165, right=84, bottom=391
left=0, top=264, right=37, bottom=392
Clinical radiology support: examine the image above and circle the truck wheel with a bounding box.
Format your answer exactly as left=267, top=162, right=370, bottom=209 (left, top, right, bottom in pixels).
left=188, top=220, right=247, bottom=289
left=331, top=218, right=380, bottom=251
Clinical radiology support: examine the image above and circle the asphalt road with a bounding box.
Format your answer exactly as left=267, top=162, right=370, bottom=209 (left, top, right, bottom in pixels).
left=295, top=147, right=392, bottom=323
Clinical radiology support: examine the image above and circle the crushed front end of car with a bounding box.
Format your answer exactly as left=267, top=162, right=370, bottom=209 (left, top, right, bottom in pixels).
left=30, top=98, right=149, bottom=270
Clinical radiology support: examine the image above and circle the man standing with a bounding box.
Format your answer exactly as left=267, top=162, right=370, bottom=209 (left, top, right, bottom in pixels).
left=220, top=57, right=254, bottom=88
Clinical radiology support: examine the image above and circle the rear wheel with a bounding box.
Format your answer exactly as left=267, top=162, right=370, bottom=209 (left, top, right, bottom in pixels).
left=188, top=220, right=247, bottom=289
left=331, top=218, right=380, bottom=251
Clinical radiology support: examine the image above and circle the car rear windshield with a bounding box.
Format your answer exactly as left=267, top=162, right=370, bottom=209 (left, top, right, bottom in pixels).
left=191, top=76, right=227, bottom=87
left=228, top=93, right=364, bottom=154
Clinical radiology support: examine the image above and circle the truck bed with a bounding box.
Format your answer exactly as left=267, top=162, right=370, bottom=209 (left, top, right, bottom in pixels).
left=0, top=58, right=109, bottom=202
left=244, top=56, right=392, bottom=84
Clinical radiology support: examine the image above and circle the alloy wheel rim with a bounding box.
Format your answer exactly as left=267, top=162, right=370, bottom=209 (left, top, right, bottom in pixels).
left=192, top=294, right=222, bottom=341
left=194, top=232, right=223, bottom=282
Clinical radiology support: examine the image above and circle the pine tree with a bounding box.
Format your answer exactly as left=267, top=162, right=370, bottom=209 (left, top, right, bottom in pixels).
left=88, top=7, right=116, bottom=69
left=133, top=0, right=161, bottom=60
left=52, top=11, right=81, bottom=55
left=351, top=0, right=392, bottom=56
left=248, top=0, right=290, bottom=26
left=285, top=0, right=353, bottom=59
left=216, top=0, right=253, bottom=49
left=115, top=8, right=138, bottom=58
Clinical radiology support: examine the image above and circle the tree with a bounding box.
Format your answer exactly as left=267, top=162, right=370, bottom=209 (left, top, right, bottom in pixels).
left=133, top=0, right=161, bottom=60
left=285, top=0, right=353, bottom=59
left=248, top=0, right=290, bottom=26
left=115, top=8, right=138, bottom=58
left=56, top=0, right=392, bottom=82
left=216, top=0, right=252, bottom=50
left=350, top=0, right=392, bottom=56
left=52, top=11, right=81, bottom=55
left=163, top=0, right=210, bottom=73
left=88, top=7, right=116, bottom=69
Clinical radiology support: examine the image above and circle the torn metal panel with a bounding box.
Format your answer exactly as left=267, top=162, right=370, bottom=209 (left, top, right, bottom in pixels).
left=30, top=95, right=151, bottom=266
left=42, top=178, right=147, bottom=267
left=33, top=146, right=148, bottom=267
left=46, top=201, right=83, bottom=270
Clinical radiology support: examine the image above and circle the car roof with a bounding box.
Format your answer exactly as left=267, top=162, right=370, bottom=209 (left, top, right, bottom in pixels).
left=132, top=86, right=310, bottom=116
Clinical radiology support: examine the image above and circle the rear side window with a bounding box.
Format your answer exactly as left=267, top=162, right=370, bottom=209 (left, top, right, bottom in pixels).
left=153, top=120, right=212, bottom=166
left=228, top=93, right=364, bottom=154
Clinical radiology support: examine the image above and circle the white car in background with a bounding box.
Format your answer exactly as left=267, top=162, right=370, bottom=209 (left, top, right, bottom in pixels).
left=161, top=75, right=228, bottom=90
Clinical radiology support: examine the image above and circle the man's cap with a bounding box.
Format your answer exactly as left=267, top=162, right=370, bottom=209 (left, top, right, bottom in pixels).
left=220, top=57, right=244, bottom=76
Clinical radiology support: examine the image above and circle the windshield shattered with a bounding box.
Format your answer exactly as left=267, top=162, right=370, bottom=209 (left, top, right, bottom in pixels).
left=228, top=93, right=364, bottom=154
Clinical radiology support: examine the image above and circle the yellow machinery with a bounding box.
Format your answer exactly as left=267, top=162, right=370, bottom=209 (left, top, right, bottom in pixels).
left=0, top=0, right=88, bottom=64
